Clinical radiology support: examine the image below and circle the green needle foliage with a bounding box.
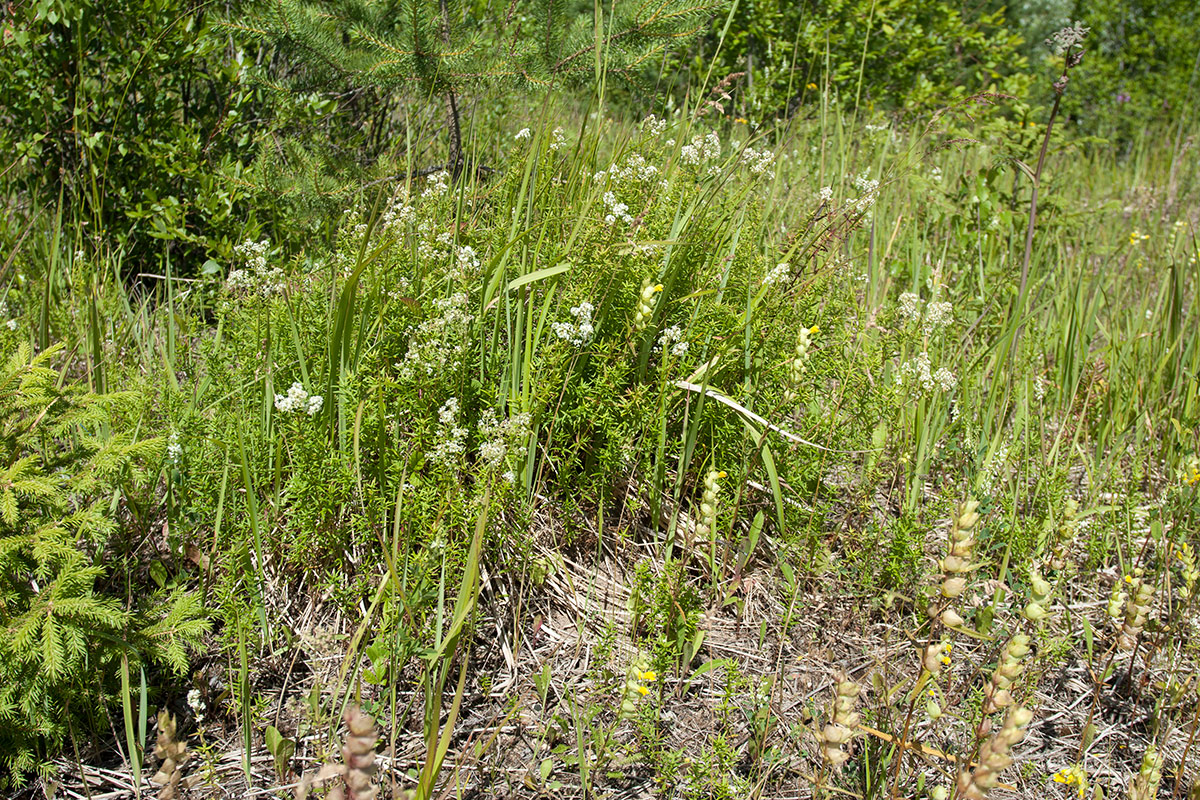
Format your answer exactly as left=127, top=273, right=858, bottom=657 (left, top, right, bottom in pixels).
left=0, top=343, right=208, bottom=784
left=231, top=0, right=725, bottom=176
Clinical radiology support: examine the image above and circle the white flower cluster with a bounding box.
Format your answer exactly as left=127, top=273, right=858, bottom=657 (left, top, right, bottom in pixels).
left=417, top=226, right=456, bottom=263
left=924, top=300, right=954, bottom=336
left=453, top=245, right=480, bottom=281
left=680, top=131, right=721, bottom=165
left=853, top=172, right=879, bottom=214
left=979, top=442, right=1010, bottom=496
left=819, top=186, right=834, bottom=203
left=898, top=292, right=923, bottom=324
left=397, top=292, right=474, bottom=380
left=740, top=147, right=775, bottom=178
left=898, top=351, right=957, bottom=394
left=763, top=261, right=791, bottom=286
left=549, top=127, right=567, bottom=152
left=605, top=152, right=660, bottom=184
left=1045, top=21, right=1089, bottom=55
left=864, top=122, right=890, bottom=134
left=381, top=184, right=416, bottom=232
left=514, top=128, right=532, bottom=140
left=656, top=325, right=689, bottom=357
left=477, top=408, right=533, bottom=468
left=552, top=301, right=596, bottom=346
left=227, top=239, right=286, bottom=296
left=641, top=115, right=668, bottom=137
left=167, top=431, right=183, bottom=464
left=603, top=191, right=633, bottom=226
left=897, top=290, right=954, bottom=336
left=427, top=398, right=468, bottom=467
left=929, top=166, right=943, bottom=183
left=421, top=170, right=450, bottom=198
left=274, top=382, right=324, bottom=415
left=187, top=688, right=204, bottom=723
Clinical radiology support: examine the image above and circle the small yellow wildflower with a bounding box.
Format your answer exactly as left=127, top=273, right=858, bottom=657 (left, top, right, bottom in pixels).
left=1051, top=765, right=1087, bottom=798
left=734, top=117, right=748, bottom=124
left=1124, top=574, right=1134, bottom=584
left=806, top=82, right=818, bottom=90
left=809, top=325, right=820, bottom=334
left=637, top=670, right=657, bottom=682
left=635, top=683, right=650, bottom=696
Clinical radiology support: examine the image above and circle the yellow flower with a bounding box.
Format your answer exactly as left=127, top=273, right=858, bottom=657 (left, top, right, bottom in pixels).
left=635, top=683, right=650, bottom=696
left=638, top=670, right=657, bottom=682
left=809, top=325, right=820, bottom=334
left=806, top=82, right=818, bottom=90
left=716, top=471, right=727, bottom=478
left=653, top=284, right=664, bottom=292
left=1124, top=574, right=1134, bottom=584
left=734, top=117, right=748, bottom=124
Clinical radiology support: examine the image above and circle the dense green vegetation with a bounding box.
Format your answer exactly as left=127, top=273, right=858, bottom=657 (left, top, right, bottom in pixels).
left=1, top=1, right=1198, bottom=798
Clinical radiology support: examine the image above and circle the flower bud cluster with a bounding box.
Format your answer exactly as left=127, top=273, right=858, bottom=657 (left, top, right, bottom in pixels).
left=1047, top=498, right=1078, bottom=571
left=620, top=662, right=657, bottom=719
left=695, top=469, right=726, bottom=541
left=1107, top=573, right=1130, bottom=621
left=819, top=672, right=861, bottom=768
left=783, top=326, right=818, bottom=404
left=1118, top=573, right=1155, bottom=651
left=923, top=640, right=952, bottom=676
left=1176, top=542, right=1199, bottom=601
left=1023, top=568, right=1053, bottom=622
left=956, top=706, right=1033, bottom=799
left=983, top=635, right=1030, bottom=714
left=941, top=501, right=980, bottom=601
left=634, top=278, right=663, bottom=331
left=1128, top=745, right=1162, bottom=800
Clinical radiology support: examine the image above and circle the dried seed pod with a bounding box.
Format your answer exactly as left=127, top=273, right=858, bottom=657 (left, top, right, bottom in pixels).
left=1118, top=577, right=1155, bottom=650
left=818, top=672, right=862, bottom=769
left=956, top=706, right=1032, bottom=799
left=150, top=710, right=189, bottom=800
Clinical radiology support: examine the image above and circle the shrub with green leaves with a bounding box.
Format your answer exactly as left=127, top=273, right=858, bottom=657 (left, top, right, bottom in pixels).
left=0, top=343, right=208, bottom=784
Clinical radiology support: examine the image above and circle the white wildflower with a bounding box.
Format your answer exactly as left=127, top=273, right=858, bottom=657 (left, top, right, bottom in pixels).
left=932, top=367, right=957, bottom=392
left=514, top=128, right=532, bottom=140
left=764, top=262, right=791, bottom=286
left=549, top=127, right=567, bottom=151
left=642, top=115, right=668, bottom=137
left=167, top=432, right=183, bottom=464
left=428, top=398, right=469, bottom=467
left=421, top=170, right=450, bottom=198
left=898, top=292, right=924, bottom=325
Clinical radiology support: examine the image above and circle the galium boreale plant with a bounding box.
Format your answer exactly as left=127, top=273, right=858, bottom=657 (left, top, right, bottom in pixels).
left=0, top=343, right=209, bottom=785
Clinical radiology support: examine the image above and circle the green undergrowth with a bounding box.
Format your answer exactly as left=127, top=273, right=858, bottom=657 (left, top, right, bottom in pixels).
left=0, top=93, right=1198, bottom=796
